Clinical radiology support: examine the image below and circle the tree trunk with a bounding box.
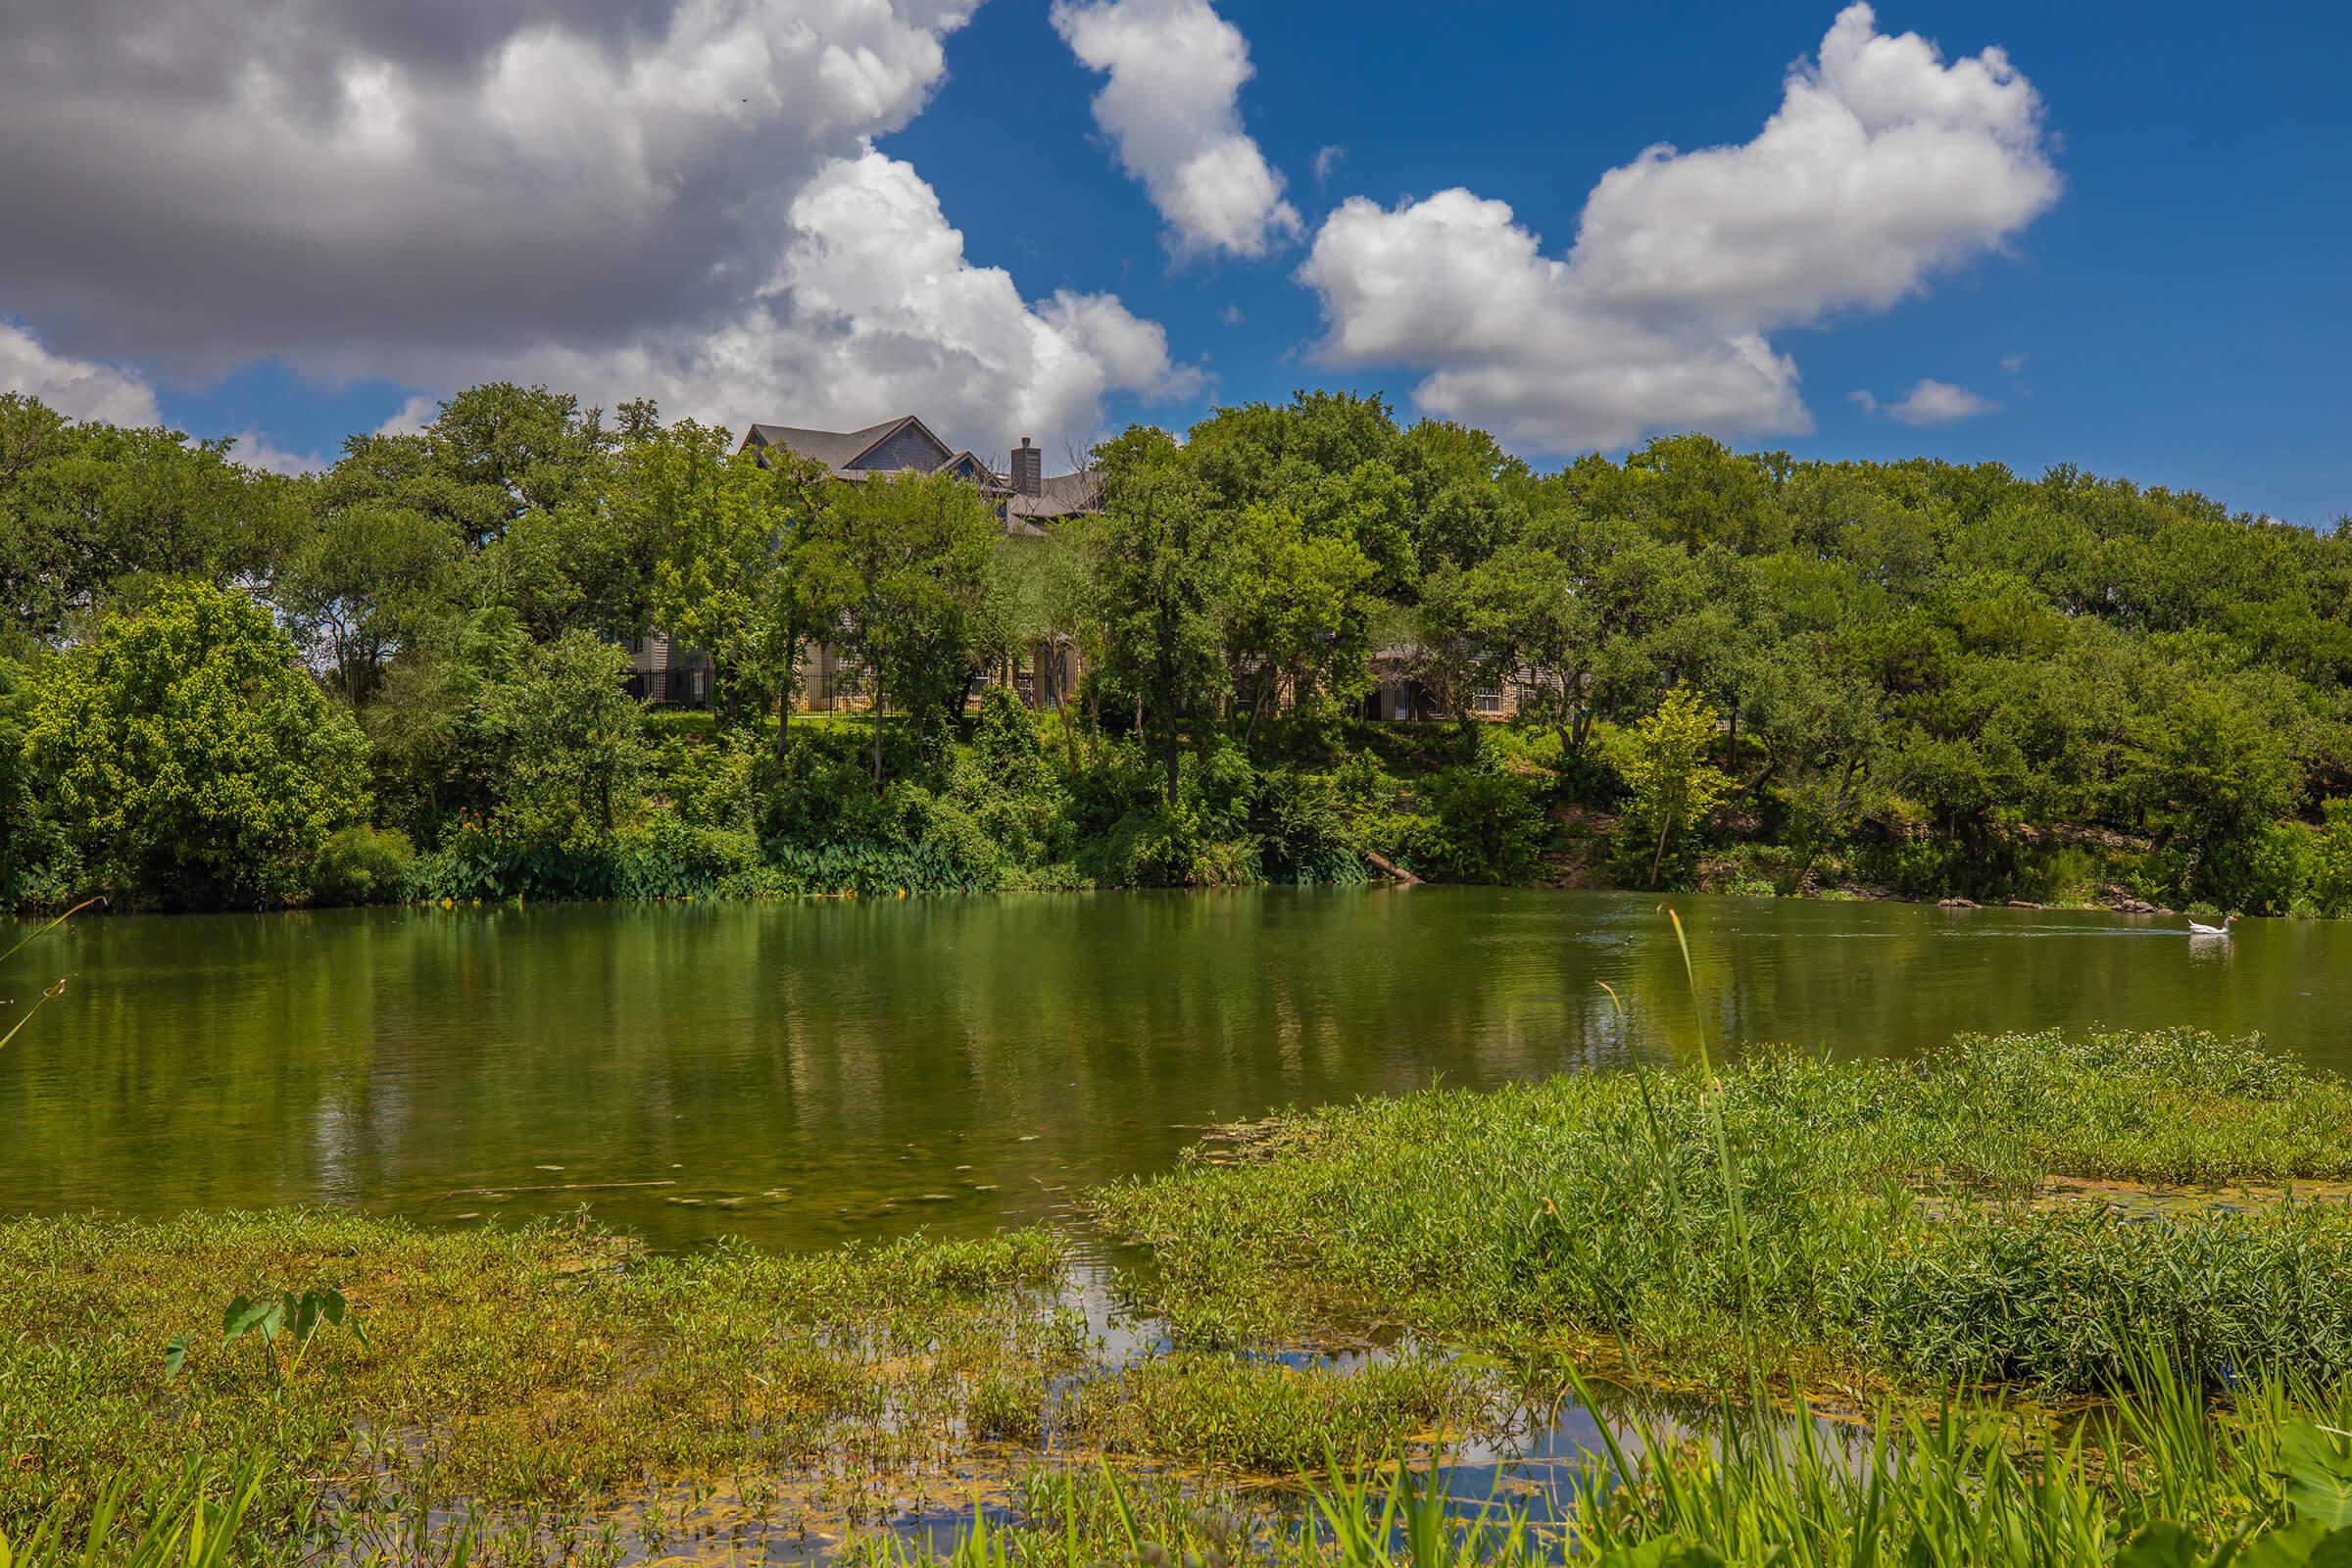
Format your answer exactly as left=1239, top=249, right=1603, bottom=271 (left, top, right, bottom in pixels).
left=1245, top=672, right=1273, bottom=745
left=870, top=679, right=885, bottom=788
left=1647, top=815, right=1672, bottom=889
left=1790, top=757, right=1862, bottom=889
left=1163, top=704, right=1180, bottom=807
left=1055, top=651, right=1081, bottom=774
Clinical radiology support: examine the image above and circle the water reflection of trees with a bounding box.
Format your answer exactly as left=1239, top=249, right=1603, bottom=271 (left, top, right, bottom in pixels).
left=3, top=894, right=2335, bottom=1250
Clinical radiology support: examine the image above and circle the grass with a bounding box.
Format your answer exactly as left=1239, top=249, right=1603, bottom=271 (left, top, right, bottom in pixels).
left=1088, top=1027, right=2352, bottom=1394
left=1058, top=1350, right=1483, bottom=1473
left=16, top=1027, right=2352, bottom=1561
left=858, top=1354, right=2352, bottom=1568
left=32, top=1352, right=2352, bottom=1568
left=0, top=1211, right=1083, bottom=1563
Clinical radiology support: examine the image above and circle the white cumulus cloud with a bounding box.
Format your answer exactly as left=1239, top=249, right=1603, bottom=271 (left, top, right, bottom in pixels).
left=518, top=148, right=1200, bottom=454
left=0, top=321, right=164, bottom=426
left=1884, top=378, right=1998, bottom=424
left=0, top=0, right=1189, bottom=458
left=1297, top=3, right=2059, bottom=451
left=226, top=430, right=334, bottom=474
left=1052, top=0, right=1301, bottom=259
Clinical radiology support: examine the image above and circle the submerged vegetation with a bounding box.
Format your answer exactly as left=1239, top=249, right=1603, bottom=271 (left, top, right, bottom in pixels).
left=13, top=1028, right=2352, bottom=1562
left=8, top=385, right=2352, bottom=909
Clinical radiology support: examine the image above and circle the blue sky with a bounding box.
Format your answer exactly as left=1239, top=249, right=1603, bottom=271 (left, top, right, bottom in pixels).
left=7, top=0, right=2347, bottom=523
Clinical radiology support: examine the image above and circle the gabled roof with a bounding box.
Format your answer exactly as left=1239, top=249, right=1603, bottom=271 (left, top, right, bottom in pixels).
left=741, top=417, right=903, bottom=470
left=740, top=416, right=1103, bottom=525
left=941, top=450, right=1007, bottom=487
left=741, top=415, right=959, bottom=476
left=1007, top=468, right=1103, bottom=521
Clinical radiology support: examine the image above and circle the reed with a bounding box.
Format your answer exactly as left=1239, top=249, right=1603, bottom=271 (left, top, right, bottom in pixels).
left=1090, top=1025, right=2352, bottom=1395
left=866, top=1355, right=2352, bottom=1568
left=0, top=894, right=95, bottom=1052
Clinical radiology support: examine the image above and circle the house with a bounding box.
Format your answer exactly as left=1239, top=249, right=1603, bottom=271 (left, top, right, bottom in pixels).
left=631, top=414, right=1531, bottom=725
left=624, top=416, right=1102, bottom=711
left=1363, top=647, right=1521, bottom=724
left=738, top=416, right=1102, bottom=537
left=621, top=632, right=710, bottom=706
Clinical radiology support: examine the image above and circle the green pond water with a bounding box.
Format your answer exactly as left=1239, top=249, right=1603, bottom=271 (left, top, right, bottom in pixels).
left=0, top=889, right=2337, bottom=1251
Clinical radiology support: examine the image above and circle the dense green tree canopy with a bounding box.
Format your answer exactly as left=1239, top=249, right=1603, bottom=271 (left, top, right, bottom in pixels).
left=21, top=580, right=368, bottom=906
left=4, top=381, right=2350, bottom=909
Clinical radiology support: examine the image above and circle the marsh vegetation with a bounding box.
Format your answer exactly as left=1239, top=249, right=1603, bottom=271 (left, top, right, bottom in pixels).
left=12, top=1026, right=2352, bottom=1564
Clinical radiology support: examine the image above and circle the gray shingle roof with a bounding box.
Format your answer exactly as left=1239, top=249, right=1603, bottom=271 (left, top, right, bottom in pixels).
left=742, top=417, right=908, bottom=471
left=742, top=416, right=1102, bottom=523
left=1007, top=468, right=1102, bottom=520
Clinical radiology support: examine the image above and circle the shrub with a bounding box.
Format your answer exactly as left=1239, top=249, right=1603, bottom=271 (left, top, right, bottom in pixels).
left=0, top=656, right=76, bottom=909
left=311, top=825, right=416, bottom=905
left=481, top=631, right=647, bottom=852
left=761, top=722, right=928, bottom=848
left=1091, top=801, right=1224, bottom=888
left=2170, top=817, right=2311, bottom=916
left=612, top=811, right=761, bottom=898
left=943, top=690, right=1072, bottom=871
left=1251, top=767, right=1365, bottom=884
left=649, top=729, right=759, bottom=832
left=2310, top=800, right=2352, bottom=916
left=1409, top=764, right=1545, bottom=884
left=1607, top=688, right=1733, bottom=889
left=21, top=580, right=368, bottom=907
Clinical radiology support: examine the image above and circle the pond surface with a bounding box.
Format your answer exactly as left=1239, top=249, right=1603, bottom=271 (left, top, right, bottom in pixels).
left=2, top=889, right=2342, bottom=1250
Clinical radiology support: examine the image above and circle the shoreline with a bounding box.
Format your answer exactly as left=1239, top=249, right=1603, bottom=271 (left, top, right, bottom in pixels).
left=13, top=1027, right=2352, bottom=1560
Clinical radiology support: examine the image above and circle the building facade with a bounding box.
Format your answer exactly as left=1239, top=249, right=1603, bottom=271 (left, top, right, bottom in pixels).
left=630, top=414, right=1534, bottom=725
left=626, top=415, right=1101, bottom=712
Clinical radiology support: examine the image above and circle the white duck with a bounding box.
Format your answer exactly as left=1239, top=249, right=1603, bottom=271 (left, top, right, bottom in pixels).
left=2187, top=913, right=2236, bottom=938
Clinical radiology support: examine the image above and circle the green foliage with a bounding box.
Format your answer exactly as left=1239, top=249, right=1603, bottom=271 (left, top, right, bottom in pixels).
left=310, top=825, right=415, bottom=906
left=1855, top=1202, right=2352, bottom=1390
left=480, top=630, right=647, bottom=851
left=2127, top=682, right=2303, bottom=906
left=950, top=689, right=1077, bottom=872
left=882, top=1371, right=2352, bottom=1568
left=797, top=468, right=999, bottom=781
left=1088, top=429, right=1228, bottom=806
left=1092, top=1026, right=2352, bottom=1391
left=637, top=423, right=818, bottom=732
left=275, top=483, right=460, bottom=705
left=1409, top=763, right=1547, bottom=884
left=1251, top=767, right=1365, bottom=884
left=1610, top=688, right=1734, bottom=888
left=21, top=581, right=368, bottom=906
left=13, top=382, right=2352, bottom=908
left=165, top=1287, right=368, bottom=1389
left=0, top=655, right=75, bottom=906
left=402, top=807, right=763, bottom=903
left=0, top=394, right=303, bottom=650
left=2313, top=800, right=2352, bottom=916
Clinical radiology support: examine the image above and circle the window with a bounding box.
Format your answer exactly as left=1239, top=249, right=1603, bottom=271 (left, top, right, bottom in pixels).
left=1393, top=688, right=1411, bottom=721
left=1474, top=685, right=1503, bottom=714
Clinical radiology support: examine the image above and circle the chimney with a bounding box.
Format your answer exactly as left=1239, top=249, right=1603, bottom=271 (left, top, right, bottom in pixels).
left=1010, top=435, right=1042, bottom=497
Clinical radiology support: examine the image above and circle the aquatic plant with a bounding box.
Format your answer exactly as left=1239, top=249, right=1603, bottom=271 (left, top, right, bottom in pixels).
left=0, top=894, right=95, bottom=1052
left=163, top=1287, right=368, bottom=1389
left=1090, top=1025, right=2352, bottom=1395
